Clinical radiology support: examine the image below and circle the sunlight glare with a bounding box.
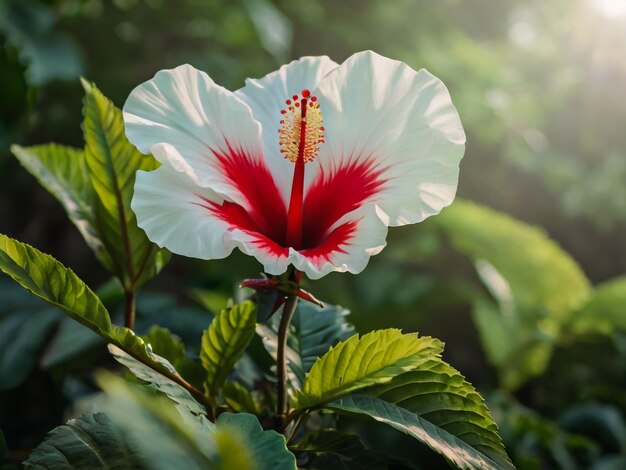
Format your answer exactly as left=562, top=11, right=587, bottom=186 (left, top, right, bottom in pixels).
left=591, top=0, right=626, bottom=18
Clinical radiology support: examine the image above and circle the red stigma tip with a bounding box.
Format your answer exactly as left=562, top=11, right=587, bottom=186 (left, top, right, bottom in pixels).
left=286, top=99, right=291, bottom=105
left=292, top=95, right=298, bottom=100
left=281, top=109, right=287, bottom=114
left=301, top=89, right=311, bottom=98
left=310, top=96, right=317, bottom=102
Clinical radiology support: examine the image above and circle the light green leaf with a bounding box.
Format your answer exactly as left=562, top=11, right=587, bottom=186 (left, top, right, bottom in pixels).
left=0, top=234, right=194, bottom=398
left=23, top=412, right=143, bottom=469
left=10, top=144, right=114, bottom=271
left=329, top=363, right=515, bottom=470
left=472, top=297, right=553, bottom=391
left=294, top=329, right=443, bottom=409
left=435, top=200, right=591, bottom=390
left=108, top=345, right=206, bottom=417
left=201, top=302, right=257, bottom=398
left=142, top=326, right=186, bottom=367
left=81, top=79, right=169, bottom=289
left=216, top=413, right=296, bottom=470
left=571, top=276, right=626, bottom=335
left=257, top=301, right=355, bottom=390
left=293, top=431, right=386, bottom=469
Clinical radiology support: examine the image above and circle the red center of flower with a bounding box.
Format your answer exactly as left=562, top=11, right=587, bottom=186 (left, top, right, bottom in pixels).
left=279, top=89, right=324, bottom=248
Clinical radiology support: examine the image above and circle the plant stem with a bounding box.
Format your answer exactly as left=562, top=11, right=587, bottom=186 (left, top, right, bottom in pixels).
left=276, top=293, right=298, bottom=426
left=124, top=290, right=136, bottom=330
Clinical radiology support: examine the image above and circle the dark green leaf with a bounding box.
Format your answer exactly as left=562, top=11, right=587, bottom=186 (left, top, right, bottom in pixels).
left=330, top=392, right=513, bottom=470
left=10, top=144, right=113, bottom=270
left=41, top=316, right=104, bottom=369
left=23, top=412, right=143, bottom=469
left=0, top=234, right=190, bottom=390
left=201, top=301, right=257, bottom=398
left=294, top=431, right=386, bottom=469
left=592, top=456, right=626, bottom=470
left=0, top=283, right=60, bottom=390
left=257, top=301, right=355, bottom=390
left=294, top=329, right=443, bottom=410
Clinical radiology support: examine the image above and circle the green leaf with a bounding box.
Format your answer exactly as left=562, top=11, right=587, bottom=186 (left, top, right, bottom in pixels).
left=0, top=282, right=60, bottom=390
left=328, top=361, right=515, bottom=470
left=222, top=381, right=260, bottom=414
left=10, top=144, right=113, bottom=270
left=98, top=375, right=294, bottom=470
left=82, top=79, right=169, bottom=289
left=257, top=301, right=355, bottom=391
left=108, top=345, right=206, bottom=417
left=435, top=200, right=591, bottom=390
left=41, top=316, right=104, bottom=369
left=11, top=79, right=170, bottom=290
left=0, top=234, right=193, bottom=396
left=23, top=412, right=143, bottom=469
left=293, top=431, right=386, bottom=469
left=142, top=326, right=186, bottom=367
left=571, top=276, right=626, bottom=335
left=472, top=296, right=553, bottom=391
left=216, top=413, right=296, bottom=470
left=97, top=373, right=220, bottom=470
left=294, top=329, right=443, bottom=410
left=201, top=302, right=257, bottom=398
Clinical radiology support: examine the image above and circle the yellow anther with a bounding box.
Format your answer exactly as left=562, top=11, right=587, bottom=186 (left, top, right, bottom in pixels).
left=278, top=90, right=324, bottom=163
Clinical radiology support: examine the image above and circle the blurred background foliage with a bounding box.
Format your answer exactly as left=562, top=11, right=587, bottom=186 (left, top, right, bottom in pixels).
left=1, top=0, right=625, bottom=468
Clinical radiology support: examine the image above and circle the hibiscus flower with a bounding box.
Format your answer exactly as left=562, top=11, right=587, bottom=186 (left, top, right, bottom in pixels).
left=123, top=51, right=465, bottom=279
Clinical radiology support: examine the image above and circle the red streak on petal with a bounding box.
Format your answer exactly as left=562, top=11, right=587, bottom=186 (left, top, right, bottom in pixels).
left=299, top=219, right=358, bottom=268
left=211, top=141, right=287, bottom=243
left=196, top=196, right=289, bottom=259
left=302, top=159, right=387, bottom=248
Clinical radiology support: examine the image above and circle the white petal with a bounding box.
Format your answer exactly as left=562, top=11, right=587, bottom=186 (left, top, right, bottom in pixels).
left=123, top=64, right=267, bottom=207
left=132, top=164, right=235, bottom=260
left=314, top=50, right=466, bottom=227
left=292, top=206, right=388, bottom=280
left=228, top=230, right=291, bottom=276
left=235, top=56, right=339, bottom=200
